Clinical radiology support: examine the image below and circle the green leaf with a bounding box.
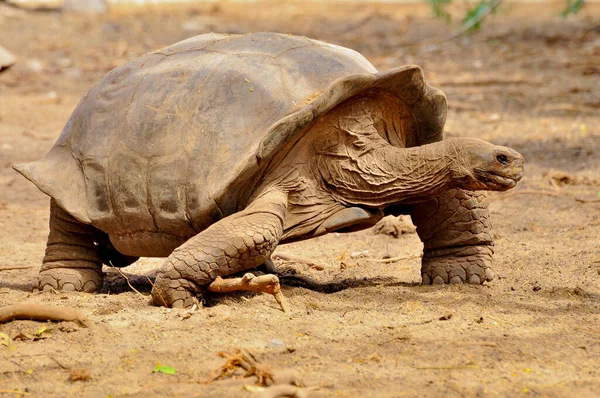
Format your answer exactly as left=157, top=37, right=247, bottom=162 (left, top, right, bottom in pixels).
left=428, top=0, right=452, bottom=23
left=153, top=364, right=176, bottom=375
left=561, top=0, right=584, bottom=17
left=461, top=0, right=497, bottom=34
left=34, top=326, right=47, bottom=336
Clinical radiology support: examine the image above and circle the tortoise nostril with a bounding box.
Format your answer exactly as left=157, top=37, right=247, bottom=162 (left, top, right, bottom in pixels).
left=496, top=154, right=509, bottom=165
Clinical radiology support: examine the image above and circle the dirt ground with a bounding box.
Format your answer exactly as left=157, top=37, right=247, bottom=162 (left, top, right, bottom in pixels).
left=1, top=1, right=599, bottom=397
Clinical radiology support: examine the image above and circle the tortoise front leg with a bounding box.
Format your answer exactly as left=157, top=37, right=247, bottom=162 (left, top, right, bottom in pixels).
left=411, top=189, right=494, bottom=285
left=151, top=190, right=287, bottom=308
left=36, top=200, right=104, bottom=292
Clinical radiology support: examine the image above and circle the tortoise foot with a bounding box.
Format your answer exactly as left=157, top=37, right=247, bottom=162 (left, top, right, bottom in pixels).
left=421, top=245, right=494, bottom=285
left=35, top=267, right=103, bottom=293
left=151, top=274, right=202, bottom=308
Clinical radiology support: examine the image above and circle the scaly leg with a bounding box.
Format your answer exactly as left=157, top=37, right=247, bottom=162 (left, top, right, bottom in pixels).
left=151, top=190, right=287, bottom=308
left=36, top=200, right=104, bottom=292
left=411, top=189, right=494, bottom=285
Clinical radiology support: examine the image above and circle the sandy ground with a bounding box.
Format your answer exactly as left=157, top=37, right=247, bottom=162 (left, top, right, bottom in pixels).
left=0, top=2, right=599, bottom=397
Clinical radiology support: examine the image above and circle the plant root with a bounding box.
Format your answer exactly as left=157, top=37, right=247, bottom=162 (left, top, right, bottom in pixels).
left=369, top=254, right=421, bottom=263
left=0, top=265, right=35, bottom=271
left=207, top=348, right=275, bottom=386
left=272, top=252, right=326, bottom=270
left=0, top=303, right=92, bottom=328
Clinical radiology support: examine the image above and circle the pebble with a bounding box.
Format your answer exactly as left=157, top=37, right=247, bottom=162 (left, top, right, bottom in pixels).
left=350, top=250, right=369, bottom=259
left=266, top=338, right=286, bottom=349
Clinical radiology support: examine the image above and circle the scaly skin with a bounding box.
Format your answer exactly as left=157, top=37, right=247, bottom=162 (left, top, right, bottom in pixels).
left=36, top=200, right=104, bottom=292
left=151, top=190, right=287, bottom=308
left=411, top=188, right=494, bottom=285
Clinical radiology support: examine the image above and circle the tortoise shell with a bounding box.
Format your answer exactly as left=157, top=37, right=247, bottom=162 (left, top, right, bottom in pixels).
left=15, top=32, right=446, bottom=242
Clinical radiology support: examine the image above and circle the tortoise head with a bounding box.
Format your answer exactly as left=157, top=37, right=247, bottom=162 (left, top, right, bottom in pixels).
left=447, top=138, right=524, bottom=191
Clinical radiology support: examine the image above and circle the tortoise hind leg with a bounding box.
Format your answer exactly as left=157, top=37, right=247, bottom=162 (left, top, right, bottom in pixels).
left=411, top=189, right=494, bottom=285
left=36, top=200, right=103, bottom=292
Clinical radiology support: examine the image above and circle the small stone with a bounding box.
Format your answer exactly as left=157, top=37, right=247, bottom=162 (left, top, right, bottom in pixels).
left=350, top=250, right=369, bottom=259
left=70, top=368, right=92, bottom=381
left=26, top=59, right=44, bottom=73
left=266, top=338, right=286, bottom=349
left=0, top=46, right=16, bottom=73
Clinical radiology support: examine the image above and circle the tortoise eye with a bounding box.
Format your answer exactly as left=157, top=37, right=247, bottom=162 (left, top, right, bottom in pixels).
left=496, top=154, right=509, bottom=165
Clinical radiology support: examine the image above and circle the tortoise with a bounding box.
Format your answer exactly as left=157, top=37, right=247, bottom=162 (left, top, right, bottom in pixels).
left=14, top=32, right=524, bottom=308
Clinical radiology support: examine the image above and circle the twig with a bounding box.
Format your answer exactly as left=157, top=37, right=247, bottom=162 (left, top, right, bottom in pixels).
left=272, top=252, right=326, bottom=270
left=0, top=265, right=34, bottom=271
left=145, top=276, right=168, bottom=307
left=575, top=198, right=600, bottom=204
left=403, top=360, right=477, bottom=370
left=369, top=255, right=421, bottom=263
left=0, top=303, right=92, bottom=328
left=208, top=273, right=289, bottom=313
left=208, top=348, right=274, bottom=385
left=0, top=0, right=59, bottom=12
left=108, top=264, right=144, bottom=297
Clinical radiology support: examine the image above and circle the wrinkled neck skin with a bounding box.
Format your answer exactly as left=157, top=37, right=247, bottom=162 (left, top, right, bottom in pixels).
left=318, top=140, right=455, bottom=207
left=313, top=101, right=454, bottom=208
left=254, top=94, right=452, bottom=241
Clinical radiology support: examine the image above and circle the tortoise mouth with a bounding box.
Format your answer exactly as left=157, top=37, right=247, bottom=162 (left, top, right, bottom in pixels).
left=474, top=169, right=522, bottom=191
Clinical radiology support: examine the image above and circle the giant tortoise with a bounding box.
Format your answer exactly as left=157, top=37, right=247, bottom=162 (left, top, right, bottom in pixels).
left=15, top=32, right=524, bottom=308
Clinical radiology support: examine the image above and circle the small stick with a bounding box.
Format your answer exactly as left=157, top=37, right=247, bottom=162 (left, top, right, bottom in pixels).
left=370, top=255, right=421, bottom=263
left=402, top=360, right=477, bottom=370
left=575, top=198, right=600, bottom=204
left=0, top=303, right=92, bottom=328
left=0, top=265, right=35, bottom=271
left=107, top=264, right=144, bottom=296
left=272, top=253, right=326, bottom=270
left=208, top=273, right=289, bottom=313
left=145, top=276, right=168, bottom=307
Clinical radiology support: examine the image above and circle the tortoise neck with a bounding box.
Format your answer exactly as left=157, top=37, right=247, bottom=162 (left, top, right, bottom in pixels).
left=318, top=140, right=455, bottom=207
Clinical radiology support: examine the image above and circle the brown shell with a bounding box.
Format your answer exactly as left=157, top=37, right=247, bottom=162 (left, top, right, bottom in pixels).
left=14, top=32, right=446, bottom=238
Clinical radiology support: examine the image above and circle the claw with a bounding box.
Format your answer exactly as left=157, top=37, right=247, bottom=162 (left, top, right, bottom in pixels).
left=208, top=273, right=289, bottom=313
